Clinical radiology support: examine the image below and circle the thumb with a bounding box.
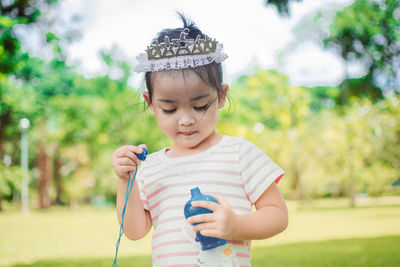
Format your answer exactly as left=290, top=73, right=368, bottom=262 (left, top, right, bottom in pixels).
left=138, top=144, right=148, bottom=149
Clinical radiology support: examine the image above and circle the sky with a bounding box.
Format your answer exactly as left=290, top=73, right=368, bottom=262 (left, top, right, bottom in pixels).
left=22, top=0, right=356, bottom=88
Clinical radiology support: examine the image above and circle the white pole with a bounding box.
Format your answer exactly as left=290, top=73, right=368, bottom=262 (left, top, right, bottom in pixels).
left=19, top=118, right=30, bottom=214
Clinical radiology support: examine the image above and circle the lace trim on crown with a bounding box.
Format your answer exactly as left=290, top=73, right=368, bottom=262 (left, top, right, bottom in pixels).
left=134, top=43, right=228, bottom=73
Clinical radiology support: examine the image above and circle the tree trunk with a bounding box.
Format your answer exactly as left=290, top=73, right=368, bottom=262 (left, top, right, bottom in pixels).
left=348, top=144, right=355, bottom=207
left=290, top=163, right=307, bottom=206
left=0, top=106, right=12, bottom=212
left=37, top=121, right=51, bottom=209
left=341, top=60, right=349, bottom=106
left=0, top=107, right=11, bottom=160
left=53, top=147, right=64, bottom=205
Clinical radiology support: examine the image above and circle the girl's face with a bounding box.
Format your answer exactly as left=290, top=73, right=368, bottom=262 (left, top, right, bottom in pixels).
left=143, top=70, right=228, bottom=156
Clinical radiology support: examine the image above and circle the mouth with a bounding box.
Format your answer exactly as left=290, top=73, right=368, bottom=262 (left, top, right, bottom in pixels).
left=180, top=131, right=196, bottom=136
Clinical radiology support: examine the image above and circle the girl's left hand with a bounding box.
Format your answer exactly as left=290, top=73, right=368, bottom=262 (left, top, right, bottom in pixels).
left=187, top=195, right=237, bottom=239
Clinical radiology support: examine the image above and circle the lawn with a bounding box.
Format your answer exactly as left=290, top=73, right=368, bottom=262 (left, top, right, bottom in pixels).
left=1, top=196, right=399, bottom=266
left=8, top=236, right=400, bottom=267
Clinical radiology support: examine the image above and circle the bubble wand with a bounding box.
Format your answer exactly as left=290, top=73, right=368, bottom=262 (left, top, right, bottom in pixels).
left=112, top=148, right=148, bottom=267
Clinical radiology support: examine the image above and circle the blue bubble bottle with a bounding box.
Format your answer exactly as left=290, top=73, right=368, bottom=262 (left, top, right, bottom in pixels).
left=184, top=187, right=227, bottom=250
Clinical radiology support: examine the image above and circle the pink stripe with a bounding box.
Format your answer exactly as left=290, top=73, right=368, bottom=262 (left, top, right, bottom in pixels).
left=152, top=205, right=182, bottom=222
left=212, top=150, right=237, bottom=155
left=149, top=200, right=161, bottom=211
left=158, top=216, right=184, bottom=224
left=227, top=240, right=245, bottom=245
left=148, top=186, right=166, bottom=199
left=153, top=251, right=198, bottom=261
left=238, top=146, right=253, bottom=162
left=149, top=193, right=188, bottom=210
left=143, top=168, right=165, bottom=179
left=147, top=180, right=243, bottom=200
left=240, top=265, right=250, bottom=267
left=236, top=252, right=250, bottom=258
left=245, top=160, right=273, bottom=184
left=152, top=239, right=191, bottom=250
left=173, top=159, right=238, bottom=167
left=202, top=159, right=238, bottom=164
left=147, top=173, right=178, bottom=188
left=147, top=168, right=240, bottom=188
left=242, top=151, right=264, bottom=174
left=193, top=169, right=240, bottom=176
left=248, top=168, right=279, bottom=199
left=221, top=193, right=248, bottom=200
left=221, top=141, right=241, bottom=148
left=173, top=180, right=243, bottom=188
left=152, top=228, right=181, bottom=239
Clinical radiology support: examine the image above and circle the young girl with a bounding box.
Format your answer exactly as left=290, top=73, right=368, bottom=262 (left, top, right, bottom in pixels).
left=112, top=14, right=288, bottom=267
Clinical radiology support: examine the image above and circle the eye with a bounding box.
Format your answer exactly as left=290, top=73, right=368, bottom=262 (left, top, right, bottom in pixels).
left=162, top=108, right=176, bottom=114
left=194, top=104, right=209, bottom=111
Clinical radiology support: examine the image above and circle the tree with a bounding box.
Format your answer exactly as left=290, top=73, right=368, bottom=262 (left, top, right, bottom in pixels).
left=319, top=0, right=400, bottom=205
left=324, top=0, right=400, bottom=104
left=0, top=0, right=57, bottom=159
left=265, top=0, right=303, bottom=16
left=0, top=0, right=56, bottom=73
left=0, top=1, right=54, bottom=210
left=219, top=70, right=312, bottom=202
left=11, top=55, right=78, bottom=209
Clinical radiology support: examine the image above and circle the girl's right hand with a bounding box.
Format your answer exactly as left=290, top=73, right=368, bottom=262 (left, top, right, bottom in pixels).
left=111, top=144, right=147, bottom=180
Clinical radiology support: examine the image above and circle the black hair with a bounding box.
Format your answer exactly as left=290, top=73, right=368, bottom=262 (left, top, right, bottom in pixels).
left=144, top=13, right=224, bottom=104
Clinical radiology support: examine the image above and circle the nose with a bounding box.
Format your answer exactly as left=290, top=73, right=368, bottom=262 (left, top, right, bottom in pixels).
left=178, top=112, right=195, bottom=127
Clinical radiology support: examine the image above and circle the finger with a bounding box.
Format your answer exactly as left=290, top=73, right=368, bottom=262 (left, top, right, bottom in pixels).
left=114, top=145, right=134, bottom=157
left=124, top=151, right=139, bottom=164
left=113, top=157, right=138, bottom=169
left=192, top=224, right=221, bottom=238
left=118, top=166, right=137, bottom=178
left=130, top=145, right=147, bottom=155
left=116, top=145, right=143, bottom=158
left=191, top=200, right=219, bottom=211
left=127, top=145, right=148, bottom=164
left=192, top=221, right=215, bottom=232
left=187, top=213, right=214, bottom=224
left=117, top=157, right=136, bottom=166
left=210, top=194, right=231, bottom=208
left=199, top=229, right=220, bottom=238
left=117, top=149, right=140, bottom=165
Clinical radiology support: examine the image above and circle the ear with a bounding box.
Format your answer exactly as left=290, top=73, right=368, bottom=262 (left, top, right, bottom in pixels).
left=143, top=92, right=155, bottom=115
left=218, top=84, right=229, bottom=109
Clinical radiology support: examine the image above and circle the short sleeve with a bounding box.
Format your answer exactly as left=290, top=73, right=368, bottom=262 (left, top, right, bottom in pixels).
left=136, top=165, right=149, bottom=211
left=238, top=138, right=285, bottom=204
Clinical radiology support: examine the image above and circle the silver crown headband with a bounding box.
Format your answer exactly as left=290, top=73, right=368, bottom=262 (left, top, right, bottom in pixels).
left=134, top=28, right=228, bottom=72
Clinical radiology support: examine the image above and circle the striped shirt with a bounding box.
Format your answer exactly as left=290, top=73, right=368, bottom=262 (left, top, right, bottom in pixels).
left=136, top=135, right=285, bottom=267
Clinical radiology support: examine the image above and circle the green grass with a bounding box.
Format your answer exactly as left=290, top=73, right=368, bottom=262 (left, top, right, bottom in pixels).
left=252, top=236, right=400, bottom=267
left=1, top=196, right=399, bottom=266
left=7, top=236, right=400, bottom=267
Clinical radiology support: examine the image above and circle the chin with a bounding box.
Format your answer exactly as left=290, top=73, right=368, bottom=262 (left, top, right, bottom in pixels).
left=176, top=137, right=203, bottom=149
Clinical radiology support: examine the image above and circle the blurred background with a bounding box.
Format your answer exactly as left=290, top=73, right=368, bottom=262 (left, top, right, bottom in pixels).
left=0, top=0, right=399, bottom=266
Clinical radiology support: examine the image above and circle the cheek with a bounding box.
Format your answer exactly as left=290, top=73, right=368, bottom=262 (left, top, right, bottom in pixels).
left=201, top=106, right=219, bottom=124
left=155, top=113, right=175, bottom=130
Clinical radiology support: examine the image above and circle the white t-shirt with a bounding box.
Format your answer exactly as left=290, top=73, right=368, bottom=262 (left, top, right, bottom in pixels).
left=136, top=135, right=285, bottom=267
